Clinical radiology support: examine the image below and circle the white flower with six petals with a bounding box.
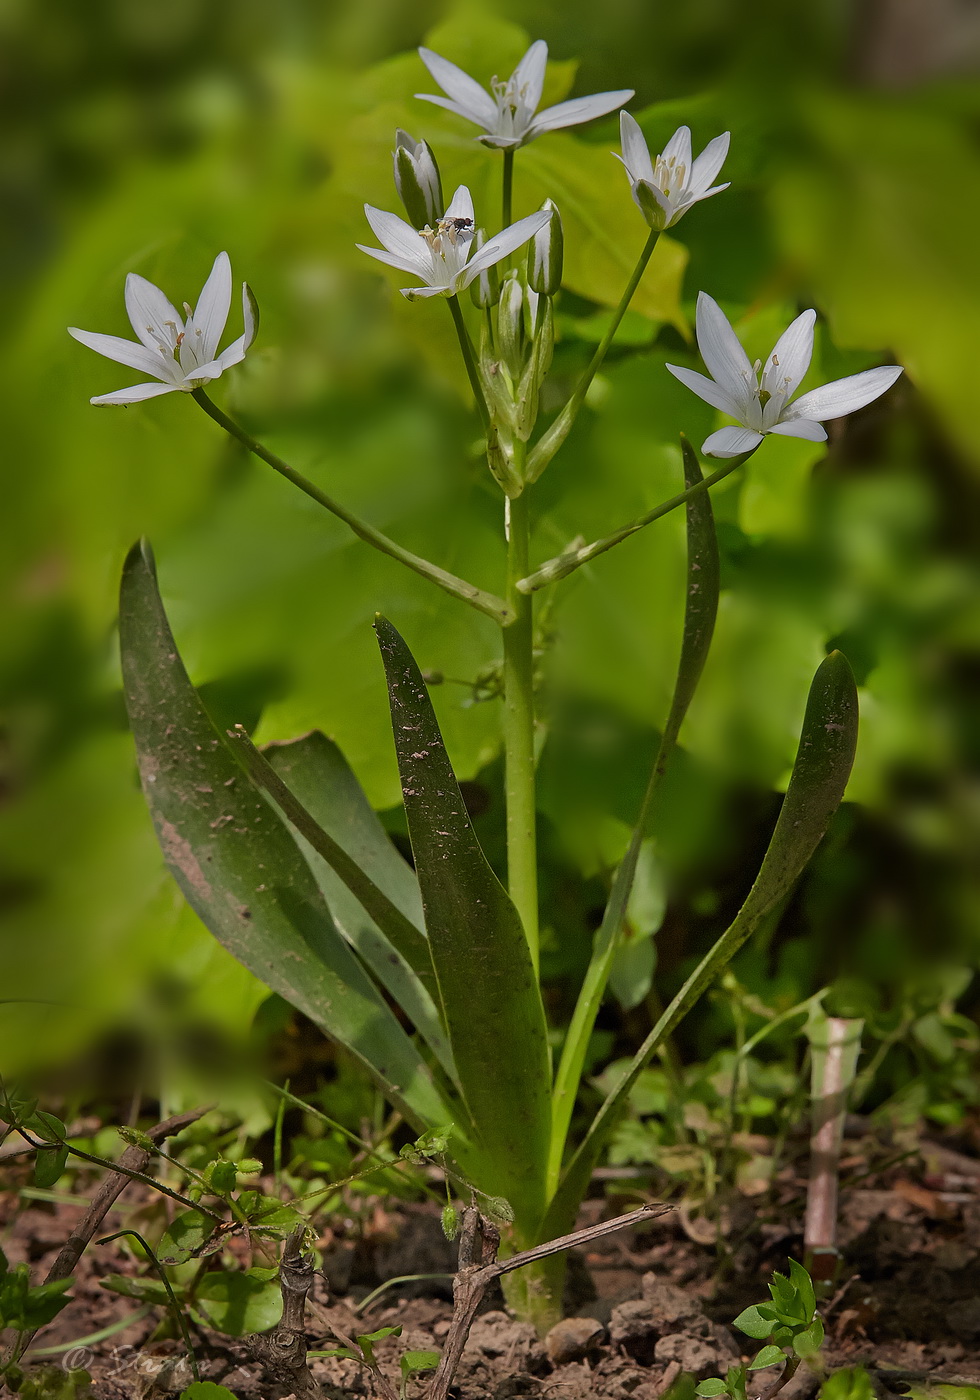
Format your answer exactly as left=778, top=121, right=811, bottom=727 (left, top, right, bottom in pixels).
left=417, top=40, right=632, bottom=150
left=666, top=293, right=903, bottom=458
left=357, top=185, right=549, bottom=300
left=618, top=113, right=731, bottom=231
left=68, top=252, right=256, bottom=406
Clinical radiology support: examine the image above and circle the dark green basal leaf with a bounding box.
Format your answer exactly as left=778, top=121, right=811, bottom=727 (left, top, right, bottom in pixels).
left=543, top=650, right=859, bottom=1238
left=547, top=436, right=721, bottom=1190
left=375, top=616, right=552, bottom=1228
left=259, top=732, right=456, bottom=1083
left=118, top=540, right=455, bottom=1137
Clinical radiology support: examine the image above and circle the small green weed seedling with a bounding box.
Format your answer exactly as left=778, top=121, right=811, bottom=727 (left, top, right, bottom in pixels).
left=696, top=1261, right=824, bottom=1400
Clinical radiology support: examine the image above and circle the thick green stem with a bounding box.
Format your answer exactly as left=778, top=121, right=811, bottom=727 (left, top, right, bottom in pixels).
left=447, top=296, right=492, bottom=434
left=502, top=148, right=514, bottom=228
left=525, top=228, right=660, bottom=482
left=191, top=389, right=511, bottom=625
left=502, top=488, right=539, bottom=971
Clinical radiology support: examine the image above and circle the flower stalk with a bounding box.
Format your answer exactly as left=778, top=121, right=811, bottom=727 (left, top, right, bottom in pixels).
left=191, top=389, right=513, bottom=625
left=525, top=228, right=660, bottom=482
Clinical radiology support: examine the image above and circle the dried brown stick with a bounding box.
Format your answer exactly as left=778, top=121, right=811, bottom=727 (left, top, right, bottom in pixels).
left=8, top=1107, right=209, bottom=1367
left=425, top=1203, right=672, bottom=1400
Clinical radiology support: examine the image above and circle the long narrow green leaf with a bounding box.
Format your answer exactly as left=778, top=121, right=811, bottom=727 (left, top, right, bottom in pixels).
left=375, top=615, right=552, bottom=1229
left=541, top=649, right=859, bottom=1238
left=546, top=436, right=720, bottom=1193
left=256, top=731, right=457, bottom=1084
left=118, top=540, right=455, bottom=1136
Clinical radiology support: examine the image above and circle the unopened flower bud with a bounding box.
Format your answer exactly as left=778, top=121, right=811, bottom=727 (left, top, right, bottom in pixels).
left=496, top=272, right=526, bottom=379
left=527, top=199, right=563, bottom=296
left=469, top=230, right=501, bottom=308
left=393, top=129, right=444, bottom=230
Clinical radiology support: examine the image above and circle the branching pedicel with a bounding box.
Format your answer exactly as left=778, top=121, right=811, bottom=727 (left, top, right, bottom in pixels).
left=70, top=35, right=903, bottom=1331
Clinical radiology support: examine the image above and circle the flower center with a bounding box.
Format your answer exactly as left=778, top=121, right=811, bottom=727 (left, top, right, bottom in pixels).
left=653, top=154, right=687, bottom=201
left=420, top=217, right=475, bottom=282
left=490, top=73, right=533, bottom=135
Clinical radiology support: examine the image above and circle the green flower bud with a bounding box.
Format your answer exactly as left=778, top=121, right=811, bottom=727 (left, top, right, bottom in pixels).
left=393, top=129, right=444, bottom=230
left=441, top=1205, right=460, bottom=1240
left=527, top=199, right=563, bottom=296
left=496, top=272, right=526, bottom=380
left=470, top=230, right=502, bottom=308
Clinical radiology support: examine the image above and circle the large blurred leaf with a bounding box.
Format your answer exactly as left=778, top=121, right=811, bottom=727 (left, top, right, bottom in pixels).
left=118, top=539, right=455, bottom=1134
left=543, top=648, right=858, bottom=1236
left=375, top=615, right=551, bottom=1228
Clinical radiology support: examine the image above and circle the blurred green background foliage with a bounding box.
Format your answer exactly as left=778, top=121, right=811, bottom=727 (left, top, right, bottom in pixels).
left=1, top=0, right=978, bottom=1132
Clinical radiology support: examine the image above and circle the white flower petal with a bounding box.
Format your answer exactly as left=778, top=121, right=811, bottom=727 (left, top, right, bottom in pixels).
left=124, top=273, right=182, bottom=351
left=661, top=125, right=693, bottom=173
left=463, top=210, right=550, bottom=283
left=512, top=40, right=548, bottom=116
left=444, top=185, right=475, bottom=223
left=68, top=326, right=175, bottom=381
left=417, top=47, right=498, bottom=129
left=619, top=112, right=654, bottom=184
left=786, top=364, right=903, bottom=422
left=530, top=89, right=634, bottom=137
left=702, top=426, right=764, bottom=457
left=767, top=309, right=816, bottom=400
left=189, top=251, right=232, bottom=364
left=356, top=241, right=437, bottom=282
left=768, top=418, right=828, bottom=442
left=478, top=134, right=525, bottom=149
left=689, top=132, right=730, bottom=193
left=414, top=91, right=492, bottom=126
left=401, top=284, right=449, bottom=300
left=90, top=381, right=181, bottom=406
left=364, top=205, right=430, bottom=264
left=695, top=293, right=755, bottom=410
left=665, top=362, right=744, bottom=419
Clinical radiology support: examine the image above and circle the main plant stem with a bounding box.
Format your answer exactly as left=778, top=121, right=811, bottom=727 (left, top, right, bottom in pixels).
left=502, top=487, right=538, bottom=972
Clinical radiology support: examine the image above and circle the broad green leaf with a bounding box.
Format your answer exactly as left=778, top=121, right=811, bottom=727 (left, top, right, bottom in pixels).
left=401, top=1350, right=441, bottom=1378
left=357, top=1324, right=402, bottom=1366
left=100, top=1275, right=174, bottom=1306
left=793, top=1316, right=825, bottom=1357
left=769, top=1270, right=803, bottom=1321
left=180, top=1385, right=242, bottom=1400
left=257, top=732, right=456, bottom=1081
left=787, top=1260, right=817, bottom=1323
left=543, top=649, right=858, bottom=1237
left=695, top=1382, right=728, bottom=1397
left=749, top=1346, right=785, bottom=1370
left=192, top=1267, right=282, bottom=1336
left=546, top=437, right=720, bottom=1191
left=375, top=616, right=552, bottom=1228
left=158, top=1211, right=216, bottom=1266
left=818, top=1369, right=874, bottom=1400
left=118, top=540, right=455, bottom=1137
left=731, top=1305, right=775, bottom=1340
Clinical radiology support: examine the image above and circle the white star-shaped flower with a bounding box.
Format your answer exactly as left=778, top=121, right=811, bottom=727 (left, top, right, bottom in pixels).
left=618, top=113, right=730, bottom=231
left=667, top=293, right=904, bottom=458
left=357, top=185, right=549, bottom=300
left=416, top=40, right=632, bottom=150
left=69, top=252, right=256, bottom=406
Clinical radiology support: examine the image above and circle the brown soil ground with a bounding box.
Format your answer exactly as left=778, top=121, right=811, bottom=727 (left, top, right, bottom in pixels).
left=3, top=1130, right=980, bottom=1398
